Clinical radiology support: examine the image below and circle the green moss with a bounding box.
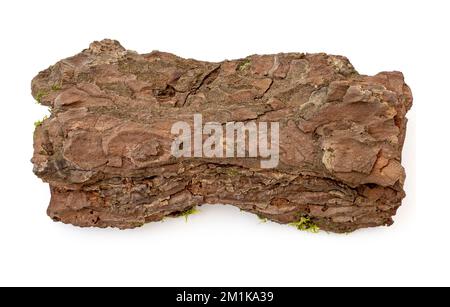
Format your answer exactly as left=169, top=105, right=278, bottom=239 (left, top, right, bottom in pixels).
left=131, top=221, right=145, bottom=228
left=175, top=207, right=199, bottom=222
left=237, top=59, right=251, bottom=71
left=51, top=83, right=62, bottom=91
left=35, top=83, right=61, bottom=104
left=289, top=216, right=320, bottom=233
left=226, top=168, right=239, bottom=176
left=257, top=214, right=268, bottom=223
left=34, top=115, right=48, bottom=128
left=35, top=89, right=49, bottom=103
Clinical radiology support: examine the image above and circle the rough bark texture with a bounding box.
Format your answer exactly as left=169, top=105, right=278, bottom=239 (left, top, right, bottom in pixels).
left=31, top=39, right=412, bottom=233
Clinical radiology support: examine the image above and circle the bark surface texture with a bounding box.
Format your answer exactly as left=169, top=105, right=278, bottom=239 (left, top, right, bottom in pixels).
left=31, top=39, right=412, bottom=233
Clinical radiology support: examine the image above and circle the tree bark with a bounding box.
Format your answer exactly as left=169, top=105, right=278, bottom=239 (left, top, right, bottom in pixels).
left=31, top=39, right=412, bottom=233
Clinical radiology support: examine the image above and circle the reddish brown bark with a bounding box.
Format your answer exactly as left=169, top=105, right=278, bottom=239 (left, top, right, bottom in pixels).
left=31, top=39, right=412, bottom=233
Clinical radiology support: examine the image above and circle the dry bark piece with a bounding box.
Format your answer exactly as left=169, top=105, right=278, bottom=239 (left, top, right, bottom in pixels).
left=31, top=39, right=412, bottom=233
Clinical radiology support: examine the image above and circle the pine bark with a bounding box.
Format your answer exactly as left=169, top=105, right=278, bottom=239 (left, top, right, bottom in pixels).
left=31, top=39, right=412, bottom=233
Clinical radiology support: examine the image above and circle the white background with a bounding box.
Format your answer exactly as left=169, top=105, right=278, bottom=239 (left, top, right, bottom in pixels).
left=0, top=0, right=446, bottom=286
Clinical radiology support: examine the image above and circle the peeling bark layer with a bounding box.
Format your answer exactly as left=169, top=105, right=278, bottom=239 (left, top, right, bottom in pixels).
left=31, top=39, right=412, bottom=233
